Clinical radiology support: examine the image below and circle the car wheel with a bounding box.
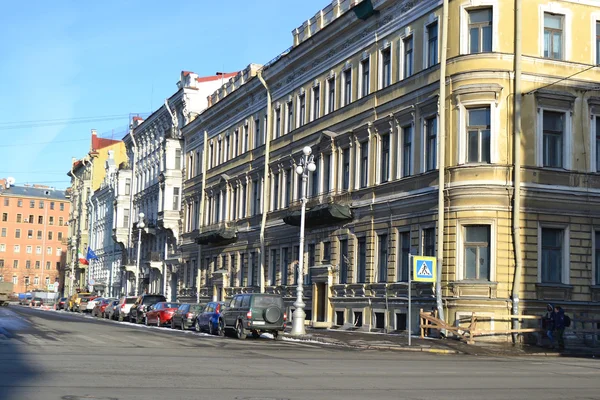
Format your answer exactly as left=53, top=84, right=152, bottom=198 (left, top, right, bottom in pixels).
left=217, top=320, right=225, bottom=337
left=273, top=331, right=283, bottom=341
left=236, top=321, right=247, bottom=340
left=145, top=316, right=149, bottom=326
left=194, top=319, right=201, bottom=332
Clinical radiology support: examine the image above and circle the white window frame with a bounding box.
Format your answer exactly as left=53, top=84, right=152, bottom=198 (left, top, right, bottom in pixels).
left=538, top=3, right=572, bottom=61
left=341, top=67, right=352, bottom=107
left=456, top=219, right=496, bottom=281
left=537, top=223, right=570, bottom=284
left=398, top=121, right=415, bottom=179
left=396, top=227, right=412, bottom=282
left=421, top=114, right=439, bottom=173
left=459, top=0, right=499, bottom=55
left=297, top=90, right=306, bottom=129
left=399, top=28, right=414, bottom=80
left=457, top=101, right=499, bottom=165
left=419, top=224, right=436, bottom=257
left=379, top=42, right=392, bottom=90
left=423, top=15, right=440, bottom=68
left=311, top=83, right=321, bottom=121
left=325, top=74, right=336, bottom=115
left=536, top=107, right=572, bottom=169
left=359, top=56, right=370, bottom=99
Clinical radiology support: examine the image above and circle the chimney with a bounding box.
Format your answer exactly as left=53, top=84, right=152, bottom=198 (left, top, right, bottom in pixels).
left=131, top=116, right=144, bottom=128
left=178, top=71, right=198, bottom=89
left=0, top=179, right=6, bottom=190
left=91, top=129, right=97, bottom=136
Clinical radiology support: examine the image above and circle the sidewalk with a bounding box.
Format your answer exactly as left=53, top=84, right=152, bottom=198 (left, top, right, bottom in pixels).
left=284, top=327, right=600, bottom=357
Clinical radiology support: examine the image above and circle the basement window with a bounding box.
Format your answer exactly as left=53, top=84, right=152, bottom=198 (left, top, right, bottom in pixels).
left=335, top=311, right=345, bottom=326
left=353, top=311, right=363, bottom=327
left=396, top=313, right=407, bottom=331
left=374, top=312, right=385, bottom=329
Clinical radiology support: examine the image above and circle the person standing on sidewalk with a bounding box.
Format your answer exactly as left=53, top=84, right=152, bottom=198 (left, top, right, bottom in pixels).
left=552, top=306, right=566, bottom=350
left=542, top=304, right=555, bottom=346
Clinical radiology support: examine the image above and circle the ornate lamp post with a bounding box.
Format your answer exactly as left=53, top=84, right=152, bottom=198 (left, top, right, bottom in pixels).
left=135, top=212, right=145, bottom=296
left=291, top=146, right=316, bottom=336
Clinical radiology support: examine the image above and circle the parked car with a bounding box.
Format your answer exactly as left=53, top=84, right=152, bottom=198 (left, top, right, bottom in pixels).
left=77, top=295, right=97, bottom=313
left=20, top=296, right=33, bottom=306
left=114, top=296, right=137, bottom=321
left=145, top=302, right=181, bottom=327
left=129, top=294, right=167, bottom=324
left=104, top=299, right=120, bottom=319
left=220, top=294, right=286, bottom=340
left=195, top=301, right=227, bottom=335
left=54, top=297, right=68, bottom=310
left=171, top=303, right=205, bottom=330
left=86, top=297, right=105, bottom=313
left=92, top=298, right=116, bottom=318
left=31, top=297, right=44, bottom=307
left=68, top=292, right=92, bottom=311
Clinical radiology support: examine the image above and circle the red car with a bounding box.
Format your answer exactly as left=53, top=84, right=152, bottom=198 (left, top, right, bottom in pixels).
left=145, top=302, right=181, bottom=327
left=91, top=298, right=116, bottom=318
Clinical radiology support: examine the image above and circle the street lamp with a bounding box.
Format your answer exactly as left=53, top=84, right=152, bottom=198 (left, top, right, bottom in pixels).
left=135, top=212, right=145, bottom=296
left=291, top=145, right=316, bottom=336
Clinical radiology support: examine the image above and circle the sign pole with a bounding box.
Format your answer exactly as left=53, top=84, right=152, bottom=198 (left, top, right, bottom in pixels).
left=408, top=254, right=412, bottom=347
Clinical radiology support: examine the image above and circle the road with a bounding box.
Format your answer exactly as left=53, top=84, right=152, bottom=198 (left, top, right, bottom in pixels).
left=0, top=306, right=599, bottom=400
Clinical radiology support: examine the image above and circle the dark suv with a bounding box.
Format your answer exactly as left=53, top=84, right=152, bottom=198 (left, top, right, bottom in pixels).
left=129, top=294, right=166, bottom=324
left=220, top=294, right=286, bottom=340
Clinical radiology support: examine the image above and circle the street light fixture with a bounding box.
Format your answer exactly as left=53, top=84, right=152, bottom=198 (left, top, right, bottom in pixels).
left=291, top=145, right=316, bottom=336
left=135, top=212, right=145, bottom=296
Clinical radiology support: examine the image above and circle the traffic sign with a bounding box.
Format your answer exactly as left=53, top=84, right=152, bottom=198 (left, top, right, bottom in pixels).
left=413, top=256, right=436, bottom=282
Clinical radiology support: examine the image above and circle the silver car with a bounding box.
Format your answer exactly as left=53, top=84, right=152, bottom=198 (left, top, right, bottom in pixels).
left=104, top=299, right=120, bottom=319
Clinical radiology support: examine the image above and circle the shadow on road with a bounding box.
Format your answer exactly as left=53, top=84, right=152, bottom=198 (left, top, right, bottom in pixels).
left=0, top=329, right=40, bottom=400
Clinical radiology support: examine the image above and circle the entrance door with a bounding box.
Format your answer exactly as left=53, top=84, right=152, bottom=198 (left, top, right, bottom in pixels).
left=316, top=283, right=327, bottom=322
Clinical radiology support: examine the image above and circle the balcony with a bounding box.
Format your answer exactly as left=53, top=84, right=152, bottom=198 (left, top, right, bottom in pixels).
left=112, top=226, right=129, bottom=246
left=158, top=210, right=180, bottom=236
left=283, top=203, right=352, bottom=228
left=195, top=223, right=237, bottom=246
left=146, top=251, right=162, bottom=262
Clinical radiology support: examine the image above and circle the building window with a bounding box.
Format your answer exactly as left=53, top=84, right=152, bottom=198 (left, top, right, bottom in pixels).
left=47, top=247, right=52, bottom=255
left=59, top=217, right=63, bottom=226
left=13, top=260, right=17, bottom=268
left=57, top=232, right=62, bottom=241
left=28, top=214, right=33, bottom=224
left=543, top=111, right=564, bottom=168
left=463, top=225, right=490, bottom=280
left=380, top=47, right=391, bottom=89
left=272, top=173, right=279, bottom=211
left=357, top=237, right=366, bottom=283
left=0, top=259, right=3, bottom=268
left=423, top=228, right=435, bottom=256
left=48, top=231, right=53, bottom=241
left=17, top=200, right=22, bottom=207
left=50, top=202, right=54, bottom=210
left=282, top=247, right=289, bottom=285
left=270, top=249, right=277, bottom=285
left=544, top=13, right=563, bottom=60
left=327, top=77, right=335, bottom=114
left=342, top=69, right=352, bottom=106
left=286, top=101, right=293, bottom=134
left=39, top=200, right=44, bottom=209
left=224, top=135, right=230, bottom=162
left=233, top=129, right=239, bottom=158
left=36, top=230, right=41, bottom=240
left=284, top=169, right=292, bottom=208
left=360, top=141, right=369, bottom=189
left=254, top=117, right=261, bottom=148
left=310, top=165, right=319, bottom=197
left=241, top=182, right=247, bottom=218
left=252, top=179, right=261, bottom=216
left=402, top=125, right=413, bottom=177
left=541, top=228, right=564, bottom=283
left=322, top=241, right=331, bottom=263
left=123, top=209, right=129, bottom=228
left=49, top=216, right=54, bottom=225
left=45, top=276, right=50, bottom=284
left=173, top=187, right=180, bottom=211
left=0, top=228, right=5, bottom=238
left=425, top=116, right=437, bottom=171
left=38, top=216, right=43, bottom=224
left=243, top=125, right=249, bottom=153
left=1, top=213, right=6, bottom=222
left=427, top=21, right=439, bottom=67
left=380, top=134, right=390, bottom=183
left=60, top=203, right=64, bottom=211
left=275, top=108, right=281, bottom=138
left=36, top=246, right=42, bottom=255
left=15, top=229, right=20, bottom=239
left=312, top=86, right=320, bottom=120
left=398, top=231, right=410, bottom=282
left=403, top=36, right=414, bottom=79
left=16, top=214, right=22, bottom=223
left=596, top=117, right=600, bottom=172
left=596, top=21, right=600, bottom=65
left=360, top=58, right=370, bottom=97
left=30, top=200, right=34, bottom=208
left=125, top=178, right=131, bottom=195
left=468, top=8, right=492, bottom=53
left=35, top=261, right=40, bottom=269
left=377, top=234, right=388, bottom=283
left=323, top=153, right=331, bottom=194
left=467, top=107, right=491, bottom=163
left=339, top=239, right=348, bottom=284
left=298, top=94, right=306, bottom=128
left=15, top=245, right=20, bottom=253
left=12, top=275, right=17, bottom=284
left=342, top=148, right=350, bottom=191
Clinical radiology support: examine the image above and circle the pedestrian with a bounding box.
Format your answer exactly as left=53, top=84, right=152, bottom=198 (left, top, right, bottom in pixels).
left=552, top=305, right=566, bottom=350
left=542, top=304, right=554, bottom=346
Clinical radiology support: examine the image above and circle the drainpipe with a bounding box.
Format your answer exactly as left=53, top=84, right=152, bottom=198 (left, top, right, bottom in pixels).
left=435, top=0, right=449, bottom=325
left=257, top=69, right=273, bottom=294
left=511, top=0, right=523, bottom=343
left=69, top=161, right=82, bottom=297
left=128, top=126, right=138, bottom=295
left=197, top=130, right=208, bottom=303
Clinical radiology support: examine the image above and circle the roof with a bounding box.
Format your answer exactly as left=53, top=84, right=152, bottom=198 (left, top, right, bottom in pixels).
left=197, top=72, right=237, bottom=83
left=92, top=135, right=121, bottom=151
left=0, top=185, right=69, bottom=201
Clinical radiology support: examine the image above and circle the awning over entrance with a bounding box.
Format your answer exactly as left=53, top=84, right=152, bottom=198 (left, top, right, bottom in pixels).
left=195, top=228, right=237, bottom=245
left=283, top=204, right=352, bottom=228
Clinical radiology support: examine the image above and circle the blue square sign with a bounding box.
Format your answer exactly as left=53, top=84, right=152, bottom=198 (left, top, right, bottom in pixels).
left=413, top=256, right=436, bottom=282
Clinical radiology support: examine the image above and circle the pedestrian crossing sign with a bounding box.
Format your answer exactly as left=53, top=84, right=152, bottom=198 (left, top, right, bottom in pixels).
left=413, top=256, right=436, bottom=282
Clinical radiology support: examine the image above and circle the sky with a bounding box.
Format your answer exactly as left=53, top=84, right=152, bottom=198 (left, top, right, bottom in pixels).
left=0, top=0, right=326, bottom=190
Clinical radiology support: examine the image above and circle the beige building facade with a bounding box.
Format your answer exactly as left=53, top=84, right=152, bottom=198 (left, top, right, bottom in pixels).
left=180, top=0, right=600, bottom=338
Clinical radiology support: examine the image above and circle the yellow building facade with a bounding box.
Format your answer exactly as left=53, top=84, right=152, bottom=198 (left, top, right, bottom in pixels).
left=180, top=0, right=600, bottom=340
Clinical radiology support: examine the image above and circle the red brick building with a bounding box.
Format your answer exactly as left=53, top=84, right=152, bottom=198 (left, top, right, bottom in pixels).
left=0, top=178, right=70, bottom=294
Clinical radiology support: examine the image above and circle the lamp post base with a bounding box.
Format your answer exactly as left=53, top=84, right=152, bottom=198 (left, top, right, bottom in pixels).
left=290, top=305, right=306, bottom=336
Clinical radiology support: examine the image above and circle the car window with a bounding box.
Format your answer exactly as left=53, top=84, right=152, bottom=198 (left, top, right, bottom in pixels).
left=206, top=304, right=214, bottom=313
left=230, top=296, right=239, bottom=308
left=252, top=295, right=284, bottom=308
left=142, top=295, right=166, bottom=305
left=164, top=303, right=180, bottom=308
left=126, top=297, right=137, bottom=304
left=193, top=305, right=205, bottom=313
left=241, top=295, right=250, bottom=308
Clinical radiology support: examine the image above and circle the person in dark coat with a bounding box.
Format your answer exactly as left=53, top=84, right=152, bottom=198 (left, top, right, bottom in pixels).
left=543, top=304, right=555, bottom=344
left=552, top=306, right=566, bottom=350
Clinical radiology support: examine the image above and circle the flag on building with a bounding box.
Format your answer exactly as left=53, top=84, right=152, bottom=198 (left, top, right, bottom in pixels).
left=86, top=247, right=98, bottom=261
left=78, top=252, right=89, bottom=265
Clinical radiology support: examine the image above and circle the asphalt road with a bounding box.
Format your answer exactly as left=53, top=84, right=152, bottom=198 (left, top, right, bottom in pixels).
left=0, top=306, right=599, bottom=400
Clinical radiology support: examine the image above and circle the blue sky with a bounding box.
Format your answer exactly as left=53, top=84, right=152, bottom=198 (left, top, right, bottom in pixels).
left=0, top=0, right=325, bottom=190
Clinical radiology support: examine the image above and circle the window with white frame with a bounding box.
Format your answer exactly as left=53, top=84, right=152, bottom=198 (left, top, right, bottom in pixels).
left=462, top=225, right=491, bottom=280
left=275, top=107, right=281, bottom=138
left=539, top=227, right=568, bottom=283
left=542, top=110, right=565, bottom=168
left=380, top=133, right=390, bottom=183
left=360, top=58, right=370, bottom=98
left=254, top=117, right=261, bottom=148
left=402, top=36, right=414, bottom=79
left=543, top=13, right=563, bottom=60
left=426, top=21, right=438, bottom=68
left=422, top=227, right=435, bottom=256
left=172, top=187, right=180, bottom=211
left=401, top=125, right=413, bottom=177
left=286, top=101, right=293, bottom=134
left=596, top=21, right=600, bottom=65
left=327, top=77, right=335, bottom=114
left=468, top=8, right=492, bottom=53
left=357, top=237, right=367, bottom=283
left=312, top=85, right=320, bottom=120
left=342, top=69, right=352, bottom=106
left=298, top=93, right=306, bottom=128
left=284, top=168, right=292, bottom=208
left=342, top=147, right=351, bottom=190
left=243, top=125, right=249, bottom=153
left=252, top=179, right=261, bottom=216
left=323, top=153, right=331, bottom=193
left=224, top=135, right=230, bottom=162
left=466, top=107, right=491, bottom=163
left=360, top=140, right=369, bottom=188
left=424, top=116, right=437, bottom=171
left=272, top=172, right=280, bottom=210
left=233, top=129, right=239, bottom=157
left=377, top=233, right=388, bottom=283
left=397, top=230, right=410, bottom=282
left=380, top=46, right=391, bottom=89
left=339, top=239, right=349, bottom=284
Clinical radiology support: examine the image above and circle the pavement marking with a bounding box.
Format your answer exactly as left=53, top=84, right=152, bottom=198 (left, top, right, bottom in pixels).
left=74, top=334, right=106, bottom=345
